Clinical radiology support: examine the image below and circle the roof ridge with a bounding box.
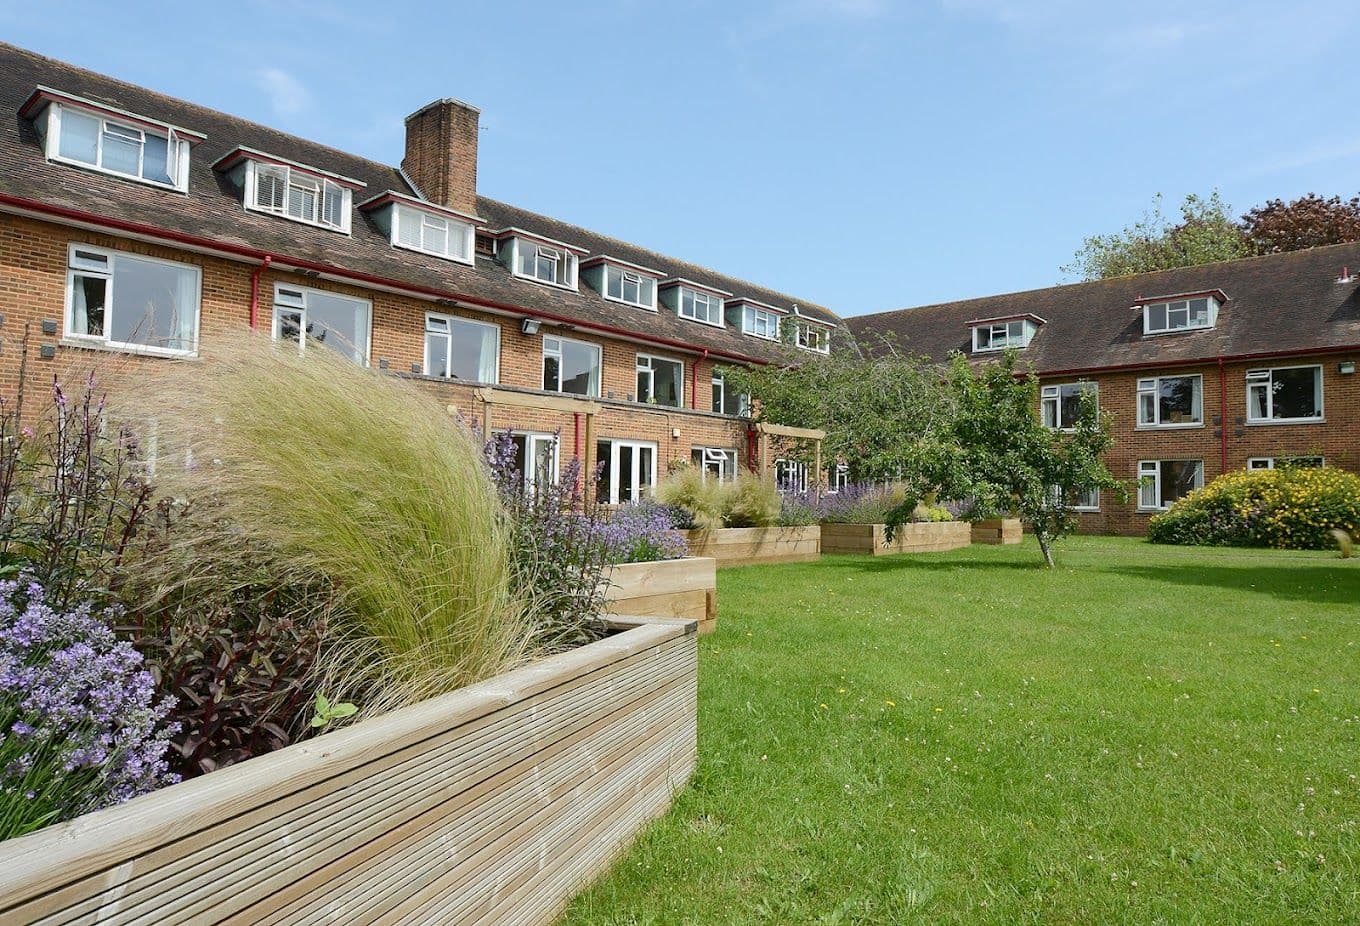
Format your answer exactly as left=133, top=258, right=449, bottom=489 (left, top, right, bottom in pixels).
left=854, top=240, right=1360, bottom=321
left=2, top=41, right=413, bottom=191
left=478, top=195, right=843, bottom=321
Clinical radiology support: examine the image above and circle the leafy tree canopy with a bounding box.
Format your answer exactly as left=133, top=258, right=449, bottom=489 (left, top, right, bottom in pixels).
left=1242, top=194, right=1360, bottom=255
left=1063, top=191, right=1251, bottom=281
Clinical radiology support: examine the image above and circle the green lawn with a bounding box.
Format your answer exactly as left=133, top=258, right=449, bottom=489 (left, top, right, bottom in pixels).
left=562, top=537, right=1360, bottom=925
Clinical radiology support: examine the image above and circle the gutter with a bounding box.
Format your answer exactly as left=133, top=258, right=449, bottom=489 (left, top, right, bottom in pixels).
left=1038, top=342, right=1360, bottom=379
left=0, top=193, right=770, bottom=367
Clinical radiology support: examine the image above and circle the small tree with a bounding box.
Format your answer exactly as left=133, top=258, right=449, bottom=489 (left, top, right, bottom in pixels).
left=1063, top=191, right=1251, bottom=281
left=1242, top=194, right=1360, bottom=255
left=943, top=353, right=1123, bottom=568
left=724, top=336, right=958, bottom=498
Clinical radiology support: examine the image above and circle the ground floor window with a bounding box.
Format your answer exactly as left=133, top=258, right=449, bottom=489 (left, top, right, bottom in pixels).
left=826, top=463, right=850, bottom=494
left=596, top=439, right=657, bottom=504
left=1247, top=456, right=1324, bottom=470
left=508, top=432, right=558, bottom=494
left=66, top=244, right=200, bottom=356
left=1051, top=485, right=1100, bottom=511
left=273, top=283, right=370, bottom=363
left=775, top=458, right=808, bottom=494
left=1137, top=460, right=1203, bottom=510
left=691, top=446, right=738, bottom=482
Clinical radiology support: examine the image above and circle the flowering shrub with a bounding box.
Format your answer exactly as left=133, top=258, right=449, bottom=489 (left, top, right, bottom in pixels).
left=818, top=482, right=909, bottom=524
left=486, top=431, right=610, bottom=649
left=1148, top=466, right=1360, bottom=550
left=777, top=489, right=821, bottom=527
left=0, top=577, right=177, bottom=839
left=600, top=501, right=687, bottom=564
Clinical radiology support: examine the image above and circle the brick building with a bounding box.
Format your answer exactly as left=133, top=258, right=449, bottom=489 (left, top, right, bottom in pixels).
left=850, top=246, right=1360, bottom=534
left=0, top=42, right=841, bottom=502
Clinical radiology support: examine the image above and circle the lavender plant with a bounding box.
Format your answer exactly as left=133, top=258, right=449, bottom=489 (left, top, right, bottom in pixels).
left=0, top=576, right=177, bottom=839
left=817, top=482, right=908, bottom=524
left=486, top=431, right=612, bottom=650
left=599, top=501, right=688, bottom=564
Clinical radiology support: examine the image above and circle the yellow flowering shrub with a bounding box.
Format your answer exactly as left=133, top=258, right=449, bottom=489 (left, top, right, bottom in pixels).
left=1148, top=466, right=1360, bottom=550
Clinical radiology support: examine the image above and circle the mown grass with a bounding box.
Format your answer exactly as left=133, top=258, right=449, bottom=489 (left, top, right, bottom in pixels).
left=561, top=537, right=1360, bottom=925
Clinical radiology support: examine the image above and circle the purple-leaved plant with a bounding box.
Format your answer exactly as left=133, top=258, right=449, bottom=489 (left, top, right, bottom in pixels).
left=0, top=576, right=178, bottom=840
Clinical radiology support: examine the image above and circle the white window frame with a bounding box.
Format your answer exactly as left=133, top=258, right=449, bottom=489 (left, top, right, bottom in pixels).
left=1040, top=382, right=1097, bottom=430
left=1136, top=374, right=1203, bottom=429
left=1137, top=459, right=1204, bottom=511
left=678, top=287, right=724, bottom=327
left=775, top=458, right=809, bottom=494
left=1142, top=296, right=1218, bottom=336
left=542, top=335, right=601, bottom=397
left=597, top=439, right=658, bottom=505
left=1245, top=365, right=1324, bottom=424
left=603, top=265, right=657, bottom=310
left=1247, top=456, right=1324, bottom=470
left=43, top=102, right=190, bottom=192
left=424, top=312, right=500, bottom=383
left=741, top=305, right=781, bottom=340
left=972, top=319, right=1032, bottom=353
left=271, top=283, right=371, bottom=364
left=512, top=238, right=578, bottom=290
left=510, top=432, right=560, bottom=494
left=245, top=160, right=351, bottom=233
left=711, top=370, right=750, bottom=417
left=796, top=322, right=831, bottom=354
left=826, top=462, right=850, bottom=494
left=635, top=354, right=684, bottom=407
left=692, top=446, right=739, bottom=483
left=63, top=243, right=201, bottom=359
left=393, top=204, right=474, bottom=264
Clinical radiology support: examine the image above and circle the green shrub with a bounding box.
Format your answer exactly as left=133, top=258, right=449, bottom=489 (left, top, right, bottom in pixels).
left=1148, top=466, right=1360, bottom=550
left=720, top=474, right=781, bottom=528
left=113, top=335, right=528, bottom=715
left=654, top=467, right=724, bottom=532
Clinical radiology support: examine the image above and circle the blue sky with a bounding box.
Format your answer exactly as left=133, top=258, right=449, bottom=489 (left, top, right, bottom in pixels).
left=3, top=1, right=1356, bottom=315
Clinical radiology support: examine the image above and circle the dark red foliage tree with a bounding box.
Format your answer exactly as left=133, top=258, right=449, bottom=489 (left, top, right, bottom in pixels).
left=1242, top=194, right=1360, bottom=255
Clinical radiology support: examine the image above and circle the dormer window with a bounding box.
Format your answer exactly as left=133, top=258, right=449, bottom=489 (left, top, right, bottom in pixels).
left=581, top=257, right=661, bottom=309
left=496, top=230, right=582, bottom=289
left=971, top=315, right=1041, bottom=353
left=360, top=193, right=477, bottom=264
left=661, top=279, right=729, bottom=327
left=23, top=88, right=200, bottom=192
left=733, top=301, right=781, bottom=340
left=215, top=148, right=363, bottom=234
left=1138, top=290, right=1223, bottom=335
left=795, top=321, right=830, bottom=354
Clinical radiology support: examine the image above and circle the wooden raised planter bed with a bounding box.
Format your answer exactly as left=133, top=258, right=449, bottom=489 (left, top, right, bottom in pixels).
left=0, top=619, right=698, bottom=926
left=821, top=521, right=972, bottom=555
left=679, top=525, right=821, bottom=568
left=605, top=556, right=717, bottom=634
left=971, top=518, right=1023, bottom=545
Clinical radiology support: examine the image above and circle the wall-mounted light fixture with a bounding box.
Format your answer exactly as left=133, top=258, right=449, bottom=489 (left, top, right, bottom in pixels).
left=1340, top=360, right=1356, bottom=375
left=521, top=317, right=541, bottom=336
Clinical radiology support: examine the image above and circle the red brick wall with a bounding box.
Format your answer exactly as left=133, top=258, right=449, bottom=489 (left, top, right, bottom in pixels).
left=1048, top=357, right=1360, bottom=535
left=0, top=213, right=751, bottom=484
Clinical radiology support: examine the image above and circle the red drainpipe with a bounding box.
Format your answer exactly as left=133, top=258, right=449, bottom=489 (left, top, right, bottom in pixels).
left=692, top=349, right=707, bottom=410
left=248, top=255, right=273, bottom=329
left=1217, top=357, right=1228, bottom=473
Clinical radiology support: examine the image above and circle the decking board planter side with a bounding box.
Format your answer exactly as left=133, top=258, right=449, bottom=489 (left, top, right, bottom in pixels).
left=820, top=521, right=972, bottom=555
left=605, top=556, right=717, bottom=634
left=0, top=619, right=697, bottom=926
left=679, top=525, right=821, bottom=567
left=971, top=518, right=1023, bottom=545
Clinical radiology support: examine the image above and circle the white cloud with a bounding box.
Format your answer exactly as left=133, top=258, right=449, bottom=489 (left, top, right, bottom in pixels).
left=253, top=67, right=311, bottom=116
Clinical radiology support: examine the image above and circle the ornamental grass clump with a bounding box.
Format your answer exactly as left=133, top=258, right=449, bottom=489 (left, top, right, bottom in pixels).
left=112, top=334, right=528, bottom=715
left=654, top=466, right=724, bottom=532
left=1148, top=465, right=1360, bottom=550
left=720, top=473, right=781, bottom=528
left=0, top=576, right=177, bottom=839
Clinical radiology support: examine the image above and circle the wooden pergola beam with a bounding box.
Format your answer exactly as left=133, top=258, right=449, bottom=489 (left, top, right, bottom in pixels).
left=755, top=422, right=827, bottom=441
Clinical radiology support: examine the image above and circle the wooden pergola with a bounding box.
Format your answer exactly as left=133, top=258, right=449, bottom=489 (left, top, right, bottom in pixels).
left=469, top=386, right=602, bottom=477
left=754, top=421, right=828, bottom=494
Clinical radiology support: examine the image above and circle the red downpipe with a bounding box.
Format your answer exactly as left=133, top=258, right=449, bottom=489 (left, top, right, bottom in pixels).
left=573, top=413, right=581, bottom=462
left=692, top=349, right=708, bottom=410
left=0, top=194, right=769, bottom=366
left=248, top=255, right=272, bottom=329
left=1217, top=357, right=1228, bottom=473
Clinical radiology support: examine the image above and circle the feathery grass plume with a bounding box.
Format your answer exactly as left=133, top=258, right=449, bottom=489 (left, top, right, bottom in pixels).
left=1332, top=529, right=1354, bottom=559
left=719, top=473, right=781, bottom=528
left=655, top=466, right=724, bottom=532
left=109, top=333, right=528, bottom=714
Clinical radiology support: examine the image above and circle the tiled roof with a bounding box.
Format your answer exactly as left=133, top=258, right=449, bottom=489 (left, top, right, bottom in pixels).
left=0, top=42, right=842, bottom=363
left=849, top=244, right=1360, bottom=373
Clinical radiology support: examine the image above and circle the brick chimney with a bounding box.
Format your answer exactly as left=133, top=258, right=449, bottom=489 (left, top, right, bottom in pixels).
left=402, top=98, right=480, bottom=216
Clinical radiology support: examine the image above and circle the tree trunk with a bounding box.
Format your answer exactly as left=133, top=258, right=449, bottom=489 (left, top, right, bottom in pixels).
left=1036, top=528, right=1056, bottom=569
